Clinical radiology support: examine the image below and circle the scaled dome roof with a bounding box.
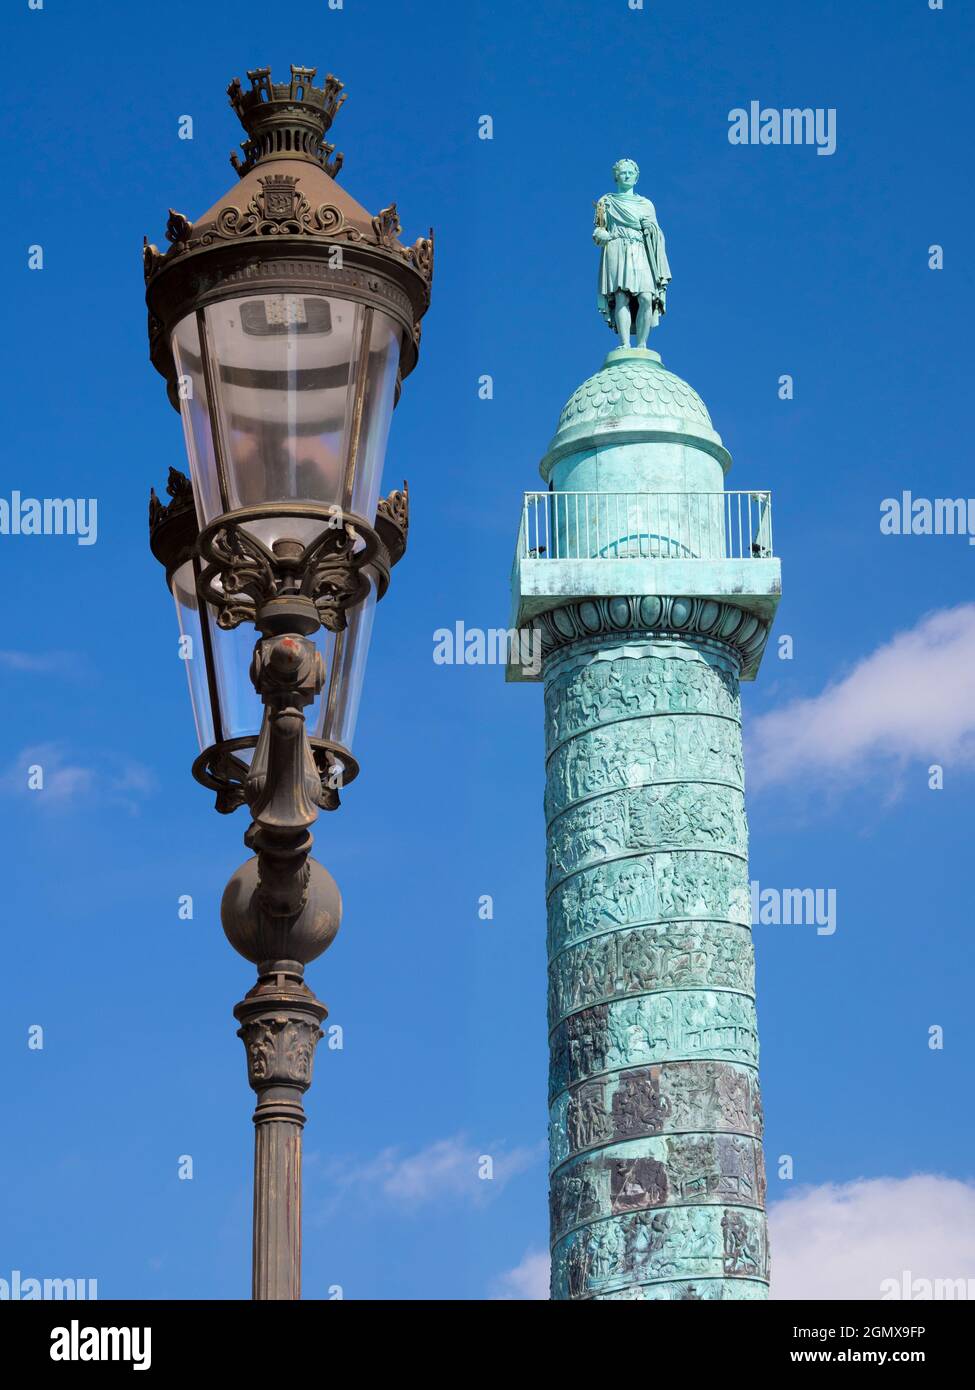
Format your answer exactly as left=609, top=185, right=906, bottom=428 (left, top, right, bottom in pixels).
left=540, top=350, right=729, bottom=478
left=557, top=356, right=712, bottom=433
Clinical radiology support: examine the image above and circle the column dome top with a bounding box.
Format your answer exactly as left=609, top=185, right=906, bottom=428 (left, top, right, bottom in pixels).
left=540, top=347, right=730, bottom=481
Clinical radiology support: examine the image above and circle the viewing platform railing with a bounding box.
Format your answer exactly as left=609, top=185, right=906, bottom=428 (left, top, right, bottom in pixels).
left=517, top=490, right=774, bottom=563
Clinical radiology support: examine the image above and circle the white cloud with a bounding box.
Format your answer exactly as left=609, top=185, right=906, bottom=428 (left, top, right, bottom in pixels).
left=0, top=649, right=84, bottom=675
left=491, top=1249, right=549, bottom=1300
left=488, top=1174, right=975, bottom=1301
left=748, top=605, right=975, bottom=790
left=0, top=651, right=59, bottom=672
left=1, top=743, right=155, bottom=812
left=313, top=1133, right=542, bottom=1217
left=1, top=743, right=94, bottom=801
left=770, top=1175, right=975, bottom=1299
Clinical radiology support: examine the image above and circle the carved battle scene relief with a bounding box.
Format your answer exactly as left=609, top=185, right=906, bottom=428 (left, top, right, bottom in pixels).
left=549, top=1133, right=767, bottom=1242
left=596, top=1277, right=770, bottom=1301
left=547, top=849, right=751, bottom=953
left=548, top=921, right=755, bottom=1027
left=547, top=782, right=747, bottom=889
left=550, top=1203, right=769, bottom=1299
left=544, top=713, right=744, bottom=820
left=549, top=1060, right=764, bottom=1167
left=544, top=646, right=741, bottom=755
left=549, top=991, right=759, bottom=1098
left=542, top=632, right=767, bottom=1299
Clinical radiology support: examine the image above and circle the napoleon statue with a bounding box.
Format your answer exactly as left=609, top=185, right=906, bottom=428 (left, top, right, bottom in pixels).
left=594, top=158, right=672, bottom=349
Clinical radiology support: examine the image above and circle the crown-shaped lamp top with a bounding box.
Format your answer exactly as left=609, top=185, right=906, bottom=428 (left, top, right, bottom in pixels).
left=227, top=64, right=348, bottom=180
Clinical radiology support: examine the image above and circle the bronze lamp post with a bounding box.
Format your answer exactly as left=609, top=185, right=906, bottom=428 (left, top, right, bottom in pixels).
left=144, top=64, right=432, bottom=1299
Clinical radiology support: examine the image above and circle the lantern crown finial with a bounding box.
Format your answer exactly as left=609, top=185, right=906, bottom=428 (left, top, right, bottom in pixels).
left=227, top=64, right=347, bottom=180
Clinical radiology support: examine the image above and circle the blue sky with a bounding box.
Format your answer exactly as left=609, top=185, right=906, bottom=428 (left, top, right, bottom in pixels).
left=2, top=0, right=973, bottom=1299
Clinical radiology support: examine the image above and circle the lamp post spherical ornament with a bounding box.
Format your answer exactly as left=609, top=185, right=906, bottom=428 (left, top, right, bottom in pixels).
left=145, top=64, right=432, bottom=1300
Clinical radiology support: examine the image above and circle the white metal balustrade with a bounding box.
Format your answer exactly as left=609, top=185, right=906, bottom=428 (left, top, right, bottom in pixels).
left=518, top=490, right=773, bottom=563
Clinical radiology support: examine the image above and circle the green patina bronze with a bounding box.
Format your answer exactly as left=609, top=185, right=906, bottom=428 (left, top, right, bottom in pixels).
left=545, top=640, right=768, bottom=1299
left=508, top=166, right=781, bottom=1300
left=594, top=158, right=672, bottom=348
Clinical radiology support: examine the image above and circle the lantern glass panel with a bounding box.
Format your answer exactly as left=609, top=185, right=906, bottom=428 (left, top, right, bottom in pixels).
left=212, top=620, right=264, bottom=745
left=171, top=294, right=402, bottom=550
left=314, top=570, right=378, bottom=753
left=170, top=316, right=218, bottom=526
left=171, top=560, right=216, bottom=751
left=171, top=558, right=374, bottom=760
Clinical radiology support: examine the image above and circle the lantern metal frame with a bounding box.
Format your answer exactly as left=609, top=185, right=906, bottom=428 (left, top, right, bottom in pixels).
left=149, top=466, right=407, bottom=812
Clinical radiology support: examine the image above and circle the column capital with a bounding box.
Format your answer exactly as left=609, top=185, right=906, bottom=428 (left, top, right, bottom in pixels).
left=535, top=595, right=772, bottom=678
left=235, top=973, right=328, bottom=1101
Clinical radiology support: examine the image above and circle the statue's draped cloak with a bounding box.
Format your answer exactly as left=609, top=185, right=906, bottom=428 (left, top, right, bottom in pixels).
left=595, top=193, right=672, bottom=330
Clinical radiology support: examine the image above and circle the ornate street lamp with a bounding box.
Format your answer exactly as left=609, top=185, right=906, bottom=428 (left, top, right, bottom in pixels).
left=144, top=64, right=432, bottom=1299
